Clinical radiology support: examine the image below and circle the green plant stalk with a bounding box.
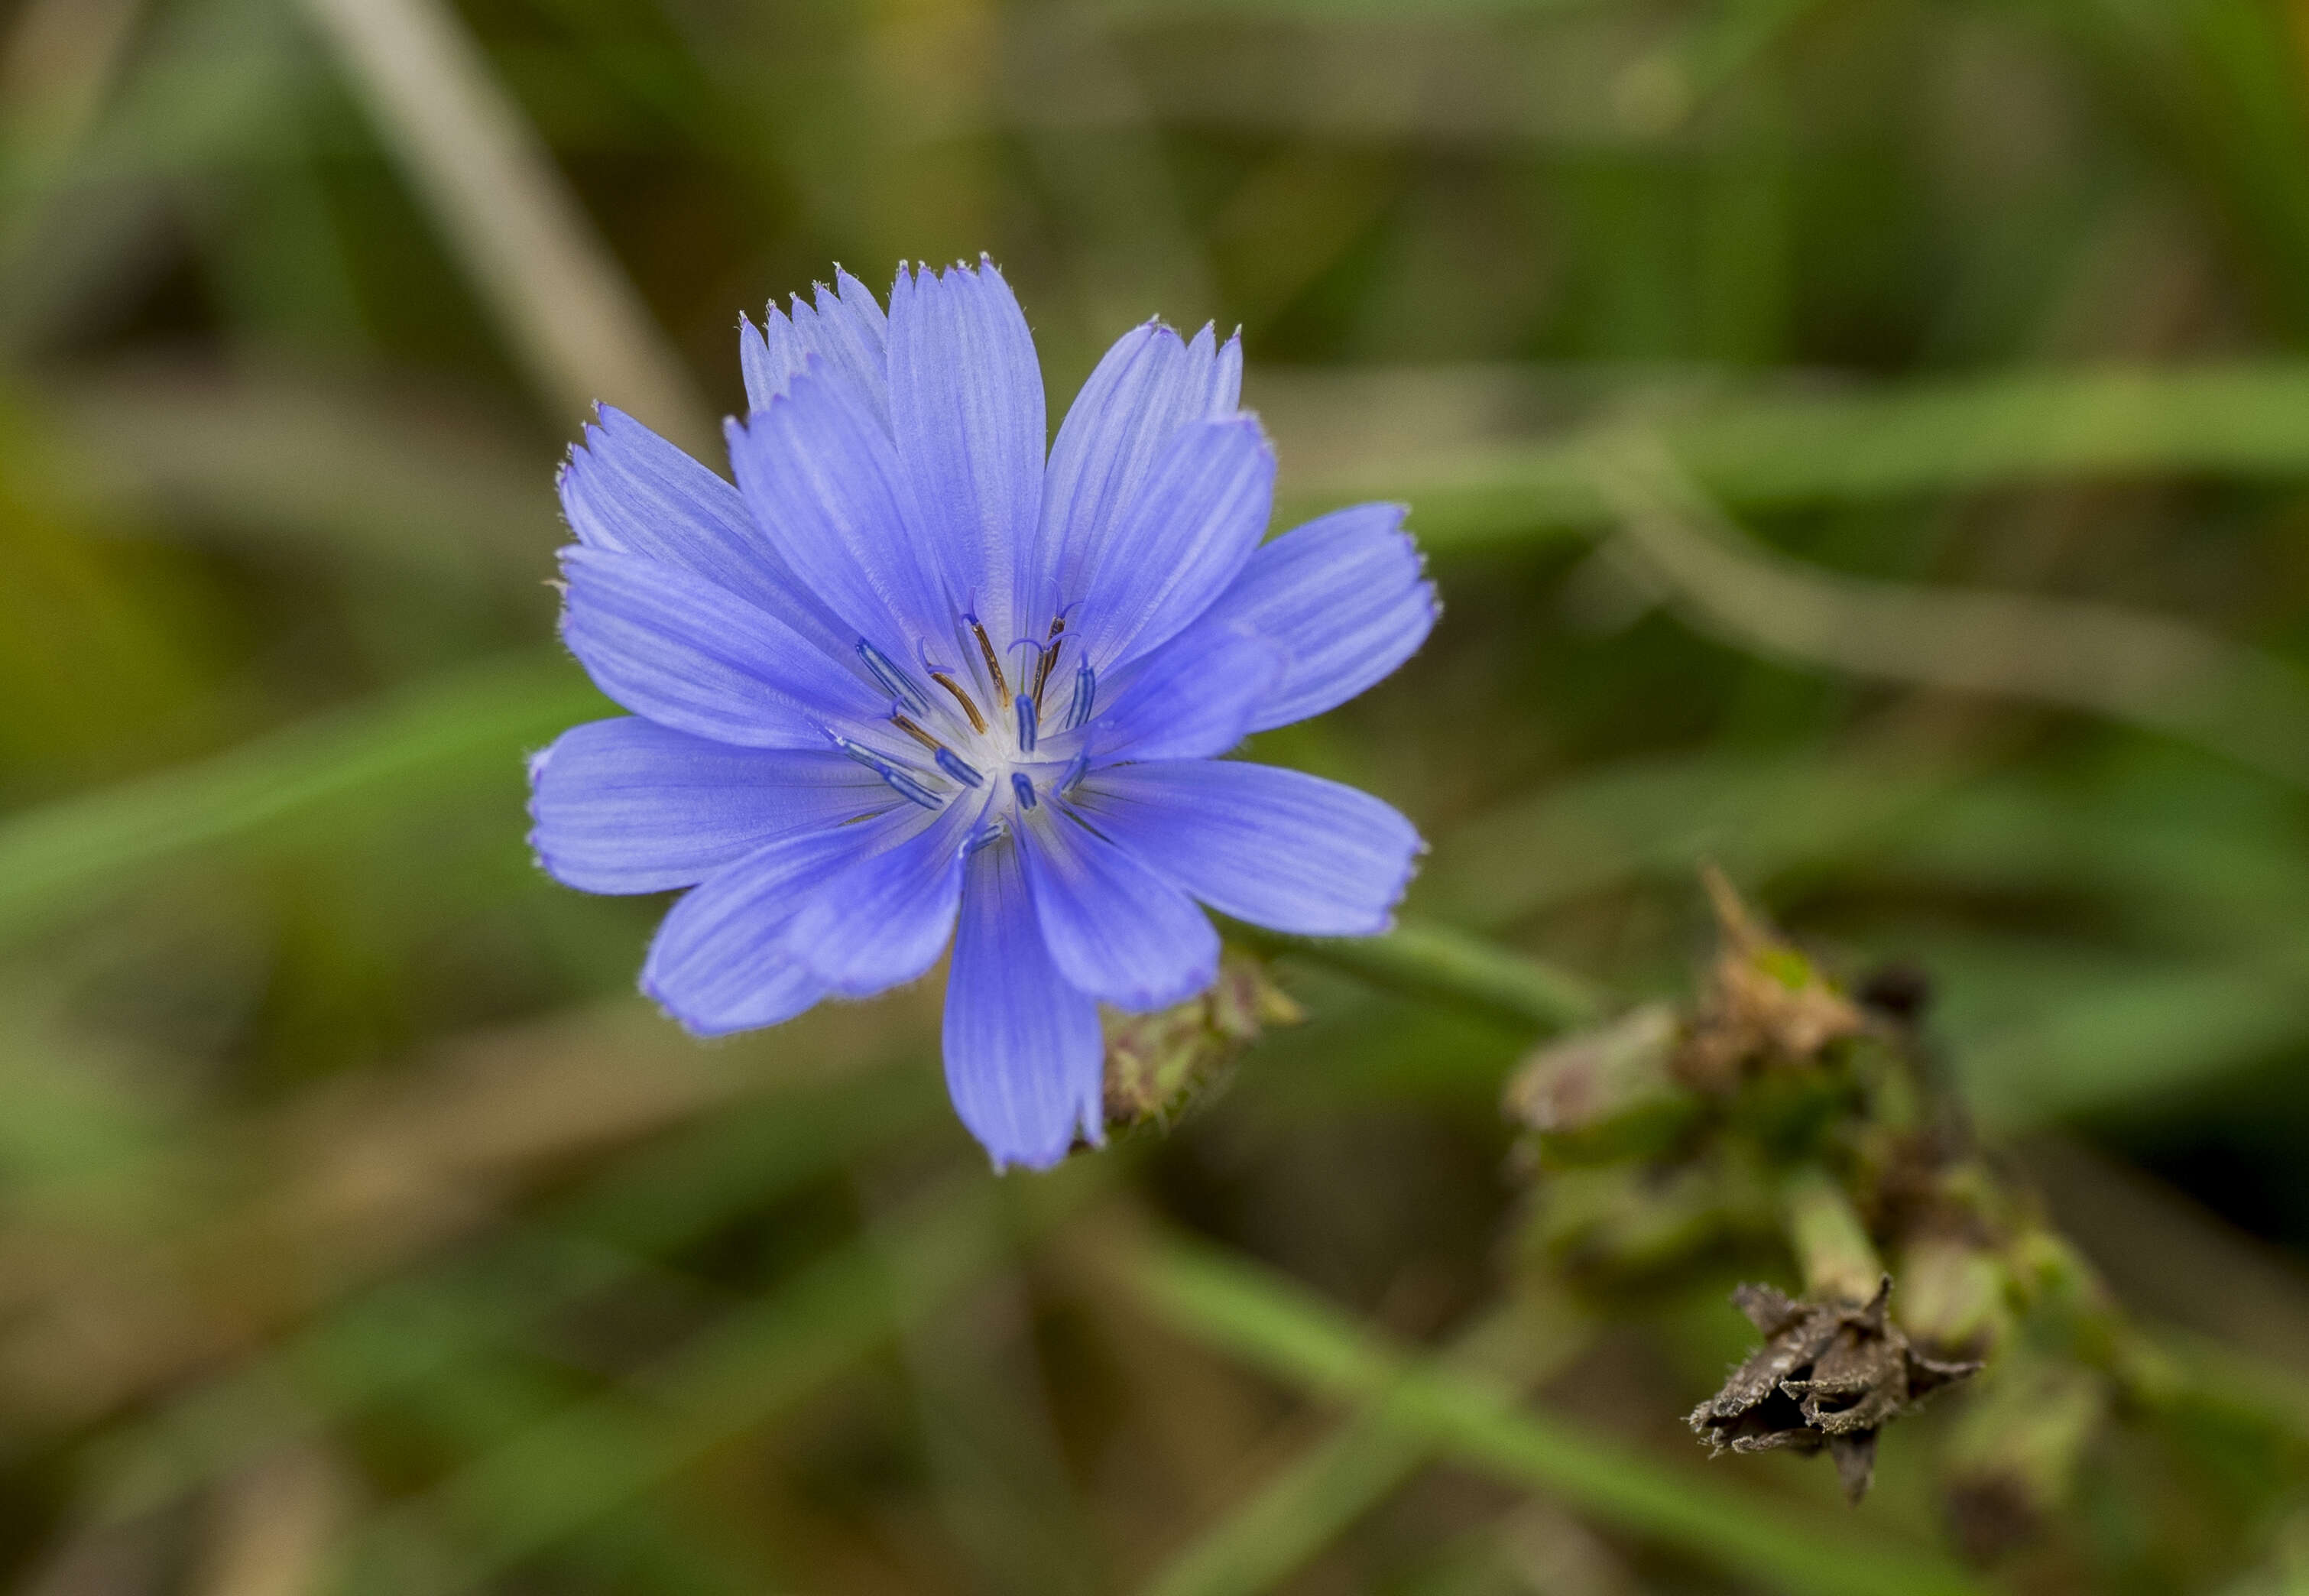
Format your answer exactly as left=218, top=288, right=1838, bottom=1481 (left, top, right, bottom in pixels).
left=1234, top=919, right=1605, bottom=1036
left=1124, top=1232, right=1988, bottom=1596
left=1783, top=1166, right=1885, bottom=1304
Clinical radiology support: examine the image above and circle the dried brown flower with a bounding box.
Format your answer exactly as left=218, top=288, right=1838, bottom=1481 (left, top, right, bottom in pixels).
left=1688, top=1279, right=1982, bottom=1502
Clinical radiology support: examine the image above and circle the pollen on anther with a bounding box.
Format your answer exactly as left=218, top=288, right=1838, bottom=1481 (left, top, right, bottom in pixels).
left=929, top=670, right=988, bottom=733
left=970, top=618, right=1011, bottom=702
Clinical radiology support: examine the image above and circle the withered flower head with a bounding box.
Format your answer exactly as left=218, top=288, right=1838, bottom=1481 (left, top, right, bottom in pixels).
left=1688, top=1279, right=1982, bottom=1503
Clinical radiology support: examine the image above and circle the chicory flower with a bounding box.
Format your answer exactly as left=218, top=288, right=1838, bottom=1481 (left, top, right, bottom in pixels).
left=529, top=258, right=1435, bottom=1169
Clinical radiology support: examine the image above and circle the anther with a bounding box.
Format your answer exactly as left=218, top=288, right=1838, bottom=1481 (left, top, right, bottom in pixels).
left=970, top=618, right=1010, bottom=702
left=1065, top=663, right=1097, bottom=729
left=1011, top=773, right=1038, bottom=810
left=929, top=670, right=988, bottom=733
left=936, top=748, right=985, bottom=787
left=858, top=641, right=929, bottom=714
left=888, top=713, right=942, bottom=752
left=834, top=737, right=942, bottom=809
left=1013, top=694, right=1038, bottom=753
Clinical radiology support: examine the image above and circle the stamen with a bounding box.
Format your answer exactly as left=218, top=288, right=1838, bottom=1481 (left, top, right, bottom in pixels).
left=936, top=748, right=985, bottom=787
left=833, top=737, right=942, bottom=809
left=970, top=618, right=1010, bottom=702
left=1031, top=618, right=1065, bottom=710
left=1011, top=773, right=1038, bottom=810
left=858, top=641, right=929, bottom=714
left=1013, top=693, right=1038, bottom=753
left=888, top=713, right=942, bottom=752
left=929, top=671, right=988, bottom=733
left=1059, top=752, right=1088, bottom=793
left=1065, top=663, right=1097, bottom=729
left=965, top=819, right=1008, bottom=855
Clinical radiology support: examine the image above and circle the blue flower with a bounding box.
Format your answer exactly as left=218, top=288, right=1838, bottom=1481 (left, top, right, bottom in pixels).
left=528, top=259, right=1435, bottom=1169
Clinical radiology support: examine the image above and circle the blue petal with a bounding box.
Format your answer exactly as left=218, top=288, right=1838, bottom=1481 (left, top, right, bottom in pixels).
left=640, top=821, right=898, bottom=1034
left=783, top=806, right=970, bottom=996
left=887, top=258, right=1045, bottom=642
left=1033, top=320, right=1241, bottom=625
left=1072, top=761, right=1421, bottom=936
left=1196, top=502, right=1436, bottom=732
left=1020, top=804, right=1218, bottom=1011
left=1070, top=417, right=1274, bottom=674
left=740, top=268, right=890, bottom=429
left=1086, top=617, right=1283, bottom=761
left=942, top=837, right=1104, bottom=1170
left=727, top=359, right=952, bottom=657
left=527, top=717, right=895, bottom=894
left=559, top=546, right=885, bottom=748
left=559, top=407, right=855, bottom=663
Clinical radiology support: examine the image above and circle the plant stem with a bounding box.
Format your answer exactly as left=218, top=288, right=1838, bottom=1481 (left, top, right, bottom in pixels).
left=1784, top=1166, right=1884, bottom=1303
left=1234, top=917, right=1607, bottom=1036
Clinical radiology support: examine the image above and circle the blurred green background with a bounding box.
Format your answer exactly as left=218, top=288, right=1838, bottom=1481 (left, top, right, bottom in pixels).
left=10, top=0, right=2309, bottom=1591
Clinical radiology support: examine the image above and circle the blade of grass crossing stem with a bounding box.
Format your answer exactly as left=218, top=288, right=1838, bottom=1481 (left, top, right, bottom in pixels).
left=1124, top=1234, right=1989, bottom=1596
left=340, top=1163, right=1108, bottom=1593
left=1137, top=1296, right=1594, bottom=1596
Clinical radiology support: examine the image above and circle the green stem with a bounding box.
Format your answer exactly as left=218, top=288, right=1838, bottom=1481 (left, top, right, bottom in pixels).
left=1235, top=917, right=1606, bottom=1035
left=1783, top=1166, right=1884, bottom=1304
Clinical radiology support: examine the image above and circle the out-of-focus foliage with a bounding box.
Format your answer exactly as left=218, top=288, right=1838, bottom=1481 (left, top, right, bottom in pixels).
left=8, top=0, right=2309, bottom=1591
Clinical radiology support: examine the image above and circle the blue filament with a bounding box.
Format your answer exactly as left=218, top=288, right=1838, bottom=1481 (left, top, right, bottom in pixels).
left=1011, top=772, right=1037, bottom=809
left=936, top=748, right=985, bottom=787
left=965, top=819, right=1007, bottom=855
left=833, top=737, right=941, bottom=809
left=857, top=640, right=929, bottom=714
left=1065, top=664, right=1096, bottom=729
left=1013, top=693, right=1038, bottom=752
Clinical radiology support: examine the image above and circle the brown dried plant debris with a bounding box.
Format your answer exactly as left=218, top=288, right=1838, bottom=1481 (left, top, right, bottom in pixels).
left=1688, top=1279, right=1983, bottom=1503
